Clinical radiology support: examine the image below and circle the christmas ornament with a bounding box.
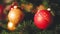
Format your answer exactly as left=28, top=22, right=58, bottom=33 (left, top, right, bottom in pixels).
left=8, top=6, right=24, bottom=25
left=34, top=10, right=52, bottom=30
left=7, top=22, right=16, bottom=31
left=34, top=5, right=52, bottom=30
left=0, top=5, right=4, bottom=20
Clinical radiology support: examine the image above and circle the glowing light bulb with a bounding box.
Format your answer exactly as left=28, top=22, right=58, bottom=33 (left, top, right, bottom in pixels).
left=8, top=22, right=13, bottom=28
left=14, top=6, right=17, bottom=9
left=7, top=22, right=16, bottom=31
left=47, top=8, right=51, bottom=11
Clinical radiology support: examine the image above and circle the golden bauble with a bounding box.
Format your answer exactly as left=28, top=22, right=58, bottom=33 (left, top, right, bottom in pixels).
left=8, top=6, right=24, bottom=25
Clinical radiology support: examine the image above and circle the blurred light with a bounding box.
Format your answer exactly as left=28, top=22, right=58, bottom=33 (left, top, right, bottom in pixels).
left=14, top=6, right=17, bottom=9
left=47, top=8, right=51, bottom=11
left=7, top=22, right=16, bottom=31
left=8, top=22, right=13, bottom=28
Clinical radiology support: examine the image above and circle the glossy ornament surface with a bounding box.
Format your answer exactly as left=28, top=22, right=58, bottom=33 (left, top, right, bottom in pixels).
left=34, top=10, right=52, bottom=30
left=0, top=5, right=4, bottom=20
left=8, top=6, right=24, bottom=25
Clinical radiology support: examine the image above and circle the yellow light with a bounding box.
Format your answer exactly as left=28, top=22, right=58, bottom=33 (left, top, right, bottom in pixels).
left=8, top=22, right=13, bottom=28
left=14, top=6, right=17, bottom=9
left=7, top=22, right=16, bottom=31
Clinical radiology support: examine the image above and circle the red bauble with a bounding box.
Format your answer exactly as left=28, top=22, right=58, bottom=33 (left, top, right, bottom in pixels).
left=34, top=10, right=52, bottom=30
left=0, top=5, right=4, bottom=20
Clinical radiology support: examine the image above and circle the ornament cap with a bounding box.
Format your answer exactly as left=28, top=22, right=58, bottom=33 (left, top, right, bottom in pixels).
left=47, top=8, right=51, bottom=11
